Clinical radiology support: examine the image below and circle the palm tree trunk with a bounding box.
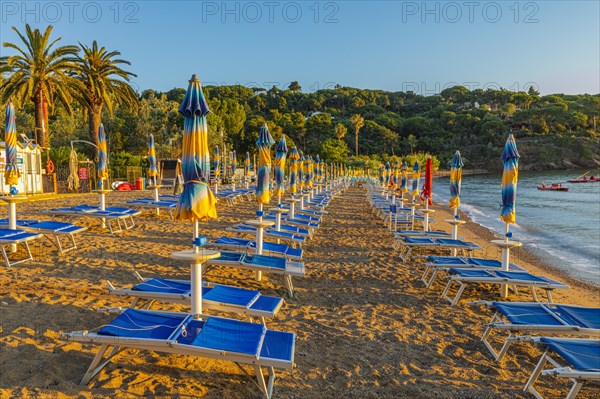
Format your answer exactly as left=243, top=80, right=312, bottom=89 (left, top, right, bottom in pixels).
left=355, top=128, right=359, bottom=156
left=34, top=91, right=47, bottom=147
left=88, top=104, right=103, bottom=147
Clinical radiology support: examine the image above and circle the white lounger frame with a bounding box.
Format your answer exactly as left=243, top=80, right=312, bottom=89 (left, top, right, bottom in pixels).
left=105, top=272, right=282, bottom=324
left=475, top=302, right=600, bottom=361
left=441, top=275, right=568, bottom=306
left=524, top=338, right=600, bottom=399
left=62, top=310, right=294, bottom=399
left=0, top=233, right=43, bottom=267
left=46, top=211, right=136, bottom=234
left=204, top=257, right=305, bottom=298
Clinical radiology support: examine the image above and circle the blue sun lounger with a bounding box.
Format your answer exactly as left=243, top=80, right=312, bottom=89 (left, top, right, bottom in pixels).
left=45, top=205, right=140, bottom=234
left=524, top=338, right=600, bottom=399
left=421, top=256, right=526, bottom=288
left=394, top=237, right=481, bottom=261
left=208, top=236, right=303, bottom=260
left=204, top=251, right=305, bottom=298
left=126, top=199, right=177, bottom=219
left=477, top=302, right=600, bottom=361
left=441, top=269, right=569, bottom=306
left=0, top=219, right=87, bottom=253
left=0, top=228, right=43, bottom=267
left=62, top=308, right=295, bottom=398
left=106, top=272, right=284, bottom=324
left=264, top=214, right=319, bottom=229
left=227, top=225, right=306, bottom=247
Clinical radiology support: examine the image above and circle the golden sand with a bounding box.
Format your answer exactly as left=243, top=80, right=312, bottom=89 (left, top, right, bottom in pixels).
left=0, top=185, right=598, bottom=398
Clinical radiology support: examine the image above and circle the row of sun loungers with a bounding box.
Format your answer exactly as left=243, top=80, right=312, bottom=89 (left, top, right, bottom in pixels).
left=61, top=182, right=348, bottom=398
left=367, top=182, right=598, bottom=398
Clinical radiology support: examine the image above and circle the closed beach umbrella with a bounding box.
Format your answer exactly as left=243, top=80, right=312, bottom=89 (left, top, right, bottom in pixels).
left=4, top=101, right=20, bottom=188
left=174, top=74, right=217, bottom=222
left=298, top=153, right=304, bottom=191
left=411, top=161, right=421, bottom=197
left=385, top=162, right=391, bottom=186
left=273, top=135, right=288, bottom=199
left=391, top=160, right=399, bottom=190
left=289, top=146, right=300, bottom=194
left=231, top=150, right=237, bottom=177
left=421, top=156, right=432, bottom=205
left=449, top=150, right=464, bottom=211
left=501, top=134, right=519, bottom=229
left=97, top=123, right=109, bottom=183
left=255, top=123, right=275, bottom=205
left=244, top=151, right=250, bottom=177
left=315, top=155, right=321, bottom=183
left=304, top=156, right=312, bottom=188
left=148, top=134, right=158, bottom=182
left=379, top=165, right=384, bottom=185
left=67, top=148, right=80, bottom=191
left=400, top=161, right=409, bottom=197
left=213, top=146, right=220, bottom=181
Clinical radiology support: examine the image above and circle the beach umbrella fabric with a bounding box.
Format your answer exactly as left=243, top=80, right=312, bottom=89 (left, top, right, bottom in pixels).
left=255, top=124, right=275, bottom=204
left=289, top=146, right=300, bottom=194
left=4, top=102, right=20, bottom=187
left=273, top=136, right=288, bottom=197
left=411, top=161, right=421, bottom=196
left=231, top=150, right=237, bottom=177
left=379, top=165, right=384, bottom=185
left=97, top=123, right=109, bottom=182
left=449, top=150, right=464, bottom=209
left=421, top=157, right=432, bottom=205
left=501, top=134, right=519, bottom=225
left=67, top=148, right=80, bottom=191
left=213, top=146, right=220, bottom=180
left=304, top=156, right=312, bottom=188
left=385, top=162, right=391, bottom=186
left=174, top=75, right=217, bottom=221
left=400, top=161, right=408, bottom=195
left=298, top=154, right=304, bottom=191
left=148, top=134, right=158, bottom=180
left=244, top=152, right=250, bottom=177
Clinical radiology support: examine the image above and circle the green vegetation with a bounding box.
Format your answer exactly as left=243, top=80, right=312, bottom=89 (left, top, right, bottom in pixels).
left=1, top=24, right=599, bottom=173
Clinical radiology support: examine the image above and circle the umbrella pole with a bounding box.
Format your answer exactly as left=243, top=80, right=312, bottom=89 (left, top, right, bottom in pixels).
left=190, top=249, right=202, bottom=318
left=411, top=195, right=416, bottom=230
left=423, top=197, right=430, bottom=232
left=8, top=200, right=17, bottom=252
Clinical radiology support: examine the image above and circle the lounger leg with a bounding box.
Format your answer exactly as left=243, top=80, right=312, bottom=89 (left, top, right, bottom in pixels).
left=427, top=269, right=440, bottom=289
left=531, top=287, right=539, bottom=302
left=566, top=380, right=583, bottom=399
left=420, top=267, right=431, bottom=286
left=481, top=315, right=515, bottom=361
left=441, top=280, right=454, bottom=302
left=254, top=365, right=271, bottom=399
left=1, top=244, right=11, bottom=267
left=267, top=366, right=276, bottom=398
left=451, top=283, right=466, bottom=306
left=80, top=344, right=122, bottom=385
left=524, top=351, right=551, bottom=399
left=284, top=275, right=294, bottom=299
left=546, top=290, right=553, bottom=304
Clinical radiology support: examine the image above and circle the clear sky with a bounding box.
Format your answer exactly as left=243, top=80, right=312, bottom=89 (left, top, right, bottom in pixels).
left=1, top=0, right=598, bottom=95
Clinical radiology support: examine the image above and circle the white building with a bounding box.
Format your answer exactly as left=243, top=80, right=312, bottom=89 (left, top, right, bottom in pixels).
left=0, top=142, right=44, bottom=195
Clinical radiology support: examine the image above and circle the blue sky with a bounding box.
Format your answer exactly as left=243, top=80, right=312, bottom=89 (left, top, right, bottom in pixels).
left=1, top=1, right=598, bottom=95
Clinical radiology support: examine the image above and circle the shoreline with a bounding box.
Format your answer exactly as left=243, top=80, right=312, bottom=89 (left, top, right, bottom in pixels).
left=427, top=200, right=600, bottom=303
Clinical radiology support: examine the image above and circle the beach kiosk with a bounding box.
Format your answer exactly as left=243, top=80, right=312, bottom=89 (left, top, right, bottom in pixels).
left=0, top=141, right=44, bottom=195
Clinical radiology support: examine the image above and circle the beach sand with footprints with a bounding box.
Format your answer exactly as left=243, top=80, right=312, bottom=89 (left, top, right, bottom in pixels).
left=0, top=185, right=598, bottom=398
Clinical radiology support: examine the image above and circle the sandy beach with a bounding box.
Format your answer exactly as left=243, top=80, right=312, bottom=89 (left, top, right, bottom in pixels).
left=0, top=184, right=598, bottom=398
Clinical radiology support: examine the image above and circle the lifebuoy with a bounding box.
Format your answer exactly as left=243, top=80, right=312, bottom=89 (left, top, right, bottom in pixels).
left=46, top=159, right=55, bottom=174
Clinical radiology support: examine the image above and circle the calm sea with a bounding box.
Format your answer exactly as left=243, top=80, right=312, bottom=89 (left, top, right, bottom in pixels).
left=432, top=170, right=600, bottom=286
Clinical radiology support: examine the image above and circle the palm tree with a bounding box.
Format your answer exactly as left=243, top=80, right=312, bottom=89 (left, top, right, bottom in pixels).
left=72, top=40, right=138, bottom=146
left=350, top=114, right=364, bottom=156
left=0, top=24, right=80, bottom=147
left=335, top=123, right=347, bottom=141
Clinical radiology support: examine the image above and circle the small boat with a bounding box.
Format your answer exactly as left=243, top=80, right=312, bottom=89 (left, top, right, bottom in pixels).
left=537, top=182, right=569, bottom=191
left=566, top=172, right=600, bottom=183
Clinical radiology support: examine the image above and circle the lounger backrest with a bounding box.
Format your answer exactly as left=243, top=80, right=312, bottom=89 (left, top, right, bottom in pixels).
left=540, top=338, right=600, bottom=372
left=556, top=305, right=600, bottom=329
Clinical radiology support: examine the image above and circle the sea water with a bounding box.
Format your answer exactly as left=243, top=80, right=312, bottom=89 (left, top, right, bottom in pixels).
left=432, top=170, right=600, bottom=286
